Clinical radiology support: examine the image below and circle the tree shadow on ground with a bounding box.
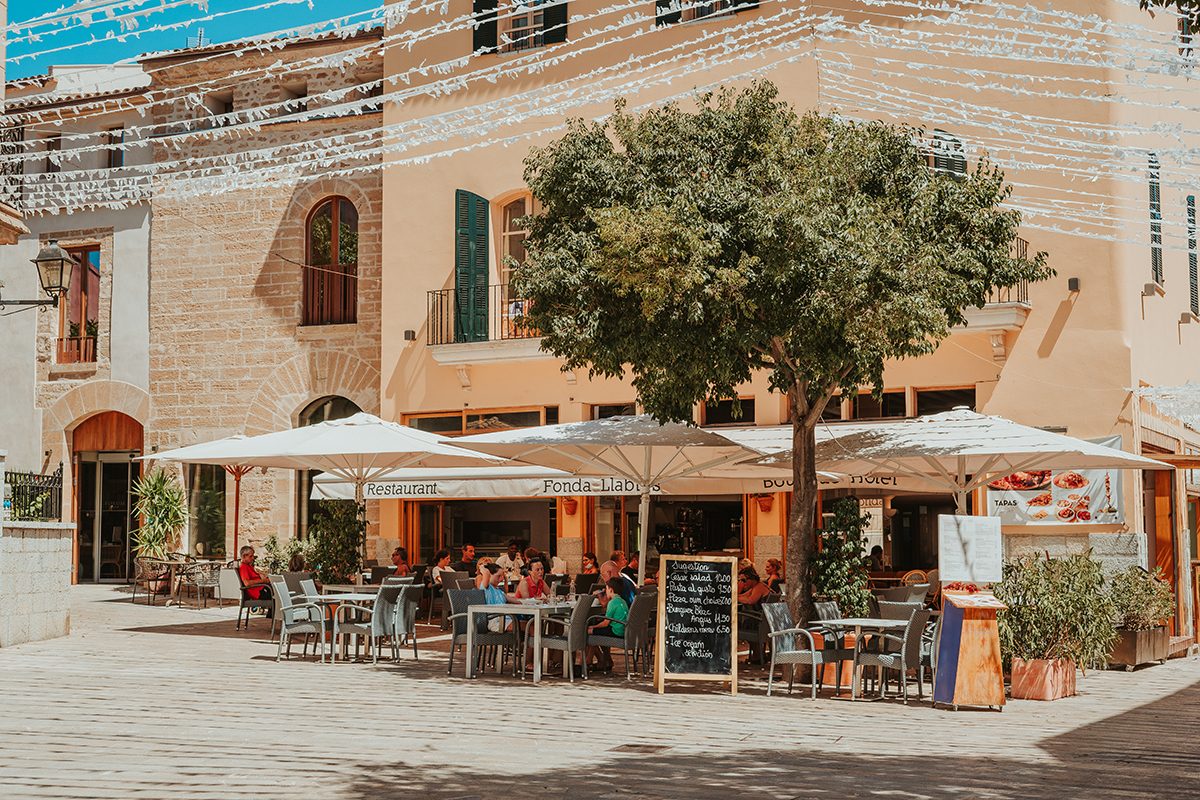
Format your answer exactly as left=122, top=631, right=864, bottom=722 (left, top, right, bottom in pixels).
left=340, top=679, right=1200, bottom=800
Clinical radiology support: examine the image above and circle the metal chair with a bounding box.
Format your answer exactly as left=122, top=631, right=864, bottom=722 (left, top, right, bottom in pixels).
left=132, top=558, right=169, bottom=605
left=586, top=592, right=655, bottom=679
left=180, top=561, right=222, bottom=608
left=853, top=608, right=932, bottom=704
left=333, top=583, right=403, bottom=664
left=574, top=573, right=600, bottom=595
left=391, top=585, right=423, bottom=661
left=737, top=591, right=781, bottom=664
left=445, top=588, right=518, bottom=676
left=268, top=576, right=327, bottom=663
left=763, top=602, right=853, bottom=699
left=369, top=566, right=394, bottom=584
left=234, top=565, right=274, bottom=631
left=538, top=596, right=596, bottom=682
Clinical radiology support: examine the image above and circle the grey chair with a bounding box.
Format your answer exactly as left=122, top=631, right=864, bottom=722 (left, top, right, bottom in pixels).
left=268, top=575, right=326, bottom=663
left=538, top=596, right=596, bottom=682
left=446, top=588, right=519, bottom=676
left=180, top=561, right=222, bottom=608
left=918, top=614, right=940, bottom=699
left=390, top=585, right=423, bottom=661
left=878, top=600, right=923, bottom=621
left=132, top=558, right=168, bottom=605
left=587, top=592, right=655, bottom=679
left=763, top=602, right=853, bottom=698
left=369, top=566, right=394, bottom=584
left=333, top=583, right=403, bottom=664
left=574, top=573, right=600, bottom=595
left=853, top=608, right=932, bottom=704
left=271, top=572, right=314, bottom=641
left=384, top=575, right=416, bottom=586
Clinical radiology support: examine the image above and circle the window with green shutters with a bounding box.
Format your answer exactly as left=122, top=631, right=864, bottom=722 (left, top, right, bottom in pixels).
left=455, top=190, right=490, bottom=342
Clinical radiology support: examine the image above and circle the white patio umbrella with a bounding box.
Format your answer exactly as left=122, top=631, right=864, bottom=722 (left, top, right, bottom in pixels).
left=753, top=408, right=1172, bottom=513
left=449, top=415, right=766, bottom=585
left=148, top=413, right=506, bottom=552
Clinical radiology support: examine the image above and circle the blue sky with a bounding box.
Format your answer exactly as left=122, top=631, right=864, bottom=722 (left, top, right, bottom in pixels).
left=7, top=0, right=383, bottom=80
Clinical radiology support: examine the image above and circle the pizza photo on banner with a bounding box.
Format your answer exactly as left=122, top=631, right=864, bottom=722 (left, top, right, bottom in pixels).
left=987, top=436, right=1125, bottom=526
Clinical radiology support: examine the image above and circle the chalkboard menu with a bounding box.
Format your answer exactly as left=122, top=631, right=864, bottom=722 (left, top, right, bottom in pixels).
left=655, top=555, right=738, bottom=695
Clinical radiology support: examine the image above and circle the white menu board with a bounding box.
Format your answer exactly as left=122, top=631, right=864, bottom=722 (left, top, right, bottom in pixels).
left=938, top=515, right=1003, bottom=583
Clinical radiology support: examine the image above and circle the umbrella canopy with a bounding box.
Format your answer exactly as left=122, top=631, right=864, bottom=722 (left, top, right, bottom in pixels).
left=450, top=415, right=765, bottom=584
left=753, top=408, right=1171, bottom=512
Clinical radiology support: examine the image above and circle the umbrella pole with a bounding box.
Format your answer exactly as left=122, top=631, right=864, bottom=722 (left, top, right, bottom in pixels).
left=223, top=466, right=251, bottom=558
left=637, top=491, right=650, bottom=586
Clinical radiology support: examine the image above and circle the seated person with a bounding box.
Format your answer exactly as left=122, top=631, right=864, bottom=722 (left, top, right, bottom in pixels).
left=737, top=565, right=771, bottom=607
left=391, top=547, right=411, bottom=578
left=581, top=552, right=600, bottom=574
left=474, top=556, right=494, bottom=589
left=764, top=558, right=784, bottom=593
left=450, top=544, right=477, bottom=577
left=515, top=559, right=551, bottom=600
left=495, top=540, right=526, bottom=579
left=430, top=549, right=455, bottom=585
left=481, top=563, right=513, bottom=632
left=866, top=545, right=885, bottom=572
left=621, top=552, right=640, bottom=582
left=598, top=560, right=635, bottom=606
left=237, top=545, right=273, bottom=617
left=587, top=577, right=630, bottom=673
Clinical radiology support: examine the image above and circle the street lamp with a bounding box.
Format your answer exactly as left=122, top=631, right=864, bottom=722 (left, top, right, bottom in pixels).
left=0, top=239, right=74, bottom=308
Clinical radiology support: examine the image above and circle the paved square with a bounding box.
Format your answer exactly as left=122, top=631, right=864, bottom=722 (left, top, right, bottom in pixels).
left=2, top=586, right=1198, bottom=799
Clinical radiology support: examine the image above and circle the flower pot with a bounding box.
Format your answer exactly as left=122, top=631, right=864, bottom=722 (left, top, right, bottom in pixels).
left=561, top=499, right=578, bottom=515
left=1010, top=657, right=1076, bottom=701
left=755, top=495, right=774, bottom=513
left=1108, top=626, right=1169, bottom=671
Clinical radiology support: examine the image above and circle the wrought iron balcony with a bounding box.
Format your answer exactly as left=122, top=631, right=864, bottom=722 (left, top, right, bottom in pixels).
left=427, top=283, right=539, bottom=346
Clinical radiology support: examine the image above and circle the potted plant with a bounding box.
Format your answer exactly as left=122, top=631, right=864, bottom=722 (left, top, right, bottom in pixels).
left=995, top=551, right=1117, bottom=701
left=132, top=468, right=188, bottom=560
left=306, top=500, right=366, bottom=585
left=811, top=497, right=874, bottom=618
left=1108, top=566, right=1174, bottom=671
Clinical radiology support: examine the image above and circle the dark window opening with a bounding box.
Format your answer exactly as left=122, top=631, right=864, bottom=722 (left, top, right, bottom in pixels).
left=304, top=196, right=358, bottom=325
left=593, top=403, right=637, bottom=420
left=296, top=396, right=362, bottom=539
left=854, top=391, right=906, bottom=420
left=703, top=398, right=755, bottom=426
left=188, top=464, right=226, bottom=558
left=915, top=388, right=976, bottom=416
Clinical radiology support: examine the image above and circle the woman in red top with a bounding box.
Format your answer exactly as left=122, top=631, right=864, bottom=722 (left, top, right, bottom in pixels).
left=238, top=546, right=273, bottom=614
left=515, top=559, right=550, bottom=600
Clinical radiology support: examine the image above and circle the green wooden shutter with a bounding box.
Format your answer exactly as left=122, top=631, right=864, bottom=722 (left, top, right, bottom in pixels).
left=473, top=0, right=498, bottom=54
left=1189, top=196, right=1198, bottom=316
left=1150, top=154, right=1163, bottom=285
left=455, top=190, right=490, bottom=342
left=542, top=0, right=568, bottom=44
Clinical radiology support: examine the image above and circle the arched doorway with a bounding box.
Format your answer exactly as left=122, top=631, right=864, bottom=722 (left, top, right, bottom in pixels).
left=296, top=396, right=361, bottom=538
left=72, top=411, right=144, bottom=583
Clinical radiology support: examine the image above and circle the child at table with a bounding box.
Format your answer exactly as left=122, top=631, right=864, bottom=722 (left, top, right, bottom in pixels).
left=586, top=577, right=629, bottom=673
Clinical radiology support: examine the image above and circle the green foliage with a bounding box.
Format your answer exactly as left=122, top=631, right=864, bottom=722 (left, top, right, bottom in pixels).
left=258, top=533, right=312, bottom=574
left=306, top=500, right=365, bottom=584
left=995, top=552, right=1118, bottom=671
left=84, top=318, right=99, bottom=338
left=811, top=497, right=874, bottom=618
left=132, top=468, right=188, bottom=560
left=1110, top=566, right=1175, bottom=631
left=515, top=80, right=1052, bottom=618
left=1140, top=0, right=1200, bottom=28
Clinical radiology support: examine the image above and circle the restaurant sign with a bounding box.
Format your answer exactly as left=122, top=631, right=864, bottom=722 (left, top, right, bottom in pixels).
left=986, top=436, right=1125, bottom=526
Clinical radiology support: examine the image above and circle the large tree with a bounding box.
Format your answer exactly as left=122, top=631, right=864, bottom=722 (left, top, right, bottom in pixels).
left=513, top=81, right=1051, bottom=622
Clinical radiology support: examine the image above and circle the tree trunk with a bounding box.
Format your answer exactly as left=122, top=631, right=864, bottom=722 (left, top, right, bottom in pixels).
left=785, top=391, right=819, bottom=627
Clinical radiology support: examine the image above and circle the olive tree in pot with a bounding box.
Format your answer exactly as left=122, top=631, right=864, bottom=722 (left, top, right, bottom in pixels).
left=995, top=551, right=1117, bottom=701
left=306, top=500, right=366, bottom=585
left=1108, top=566, right=1174, bottom=671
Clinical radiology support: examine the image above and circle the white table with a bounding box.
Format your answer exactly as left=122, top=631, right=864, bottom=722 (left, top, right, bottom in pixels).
left=464, top=601, right=575, bottom=684
left=306, top=592, right=380, bottom=661
left=823, top=617, right=910, bottom=699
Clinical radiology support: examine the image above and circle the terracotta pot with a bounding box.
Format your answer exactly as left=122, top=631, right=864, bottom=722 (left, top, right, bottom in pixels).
left=1109, top=626, right=1169, bottom=671
left=1010, top=657, right=1076, bottom=700
left=756, top=495, right=774, bottom=513
left=561, top=499, right=578, bottom=515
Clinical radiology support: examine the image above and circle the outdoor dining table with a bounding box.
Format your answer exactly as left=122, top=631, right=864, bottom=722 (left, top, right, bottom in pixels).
left=822, top=617, right=911, bottom=700
left=321, top=584, right=382, bottom=594
left=150, top=559, right=191, bottom=606
left=464, top=599, right=576, bottom=684
left=305, top=592, right=381, bottom=661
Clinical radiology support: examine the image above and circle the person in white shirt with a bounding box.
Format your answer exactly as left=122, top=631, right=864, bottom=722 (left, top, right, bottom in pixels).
left=430, top=549, right=455, bottom=585
left=495, top=540, right=526, bottom=579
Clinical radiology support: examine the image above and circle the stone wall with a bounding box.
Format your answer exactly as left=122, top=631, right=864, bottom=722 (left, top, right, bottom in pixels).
left=0, top=521, right=75, bottom=648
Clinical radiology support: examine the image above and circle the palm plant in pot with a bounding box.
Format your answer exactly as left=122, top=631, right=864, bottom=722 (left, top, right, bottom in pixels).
left=1108, top=566, right=1174, bottom=671
left=994, top=551, right=1117, bottom=701
left=132, top=468, right=189, bottom=593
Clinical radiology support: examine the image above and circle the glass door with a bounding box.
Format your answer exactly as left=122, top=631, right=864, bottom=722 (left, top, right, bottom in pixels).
left=78, top=452, right=140, bottom=583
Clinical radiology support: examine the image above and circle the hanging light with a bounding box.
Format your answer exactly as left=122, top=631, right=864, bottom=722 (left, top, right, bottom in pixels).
left=31, top=240, right=74, bottom=302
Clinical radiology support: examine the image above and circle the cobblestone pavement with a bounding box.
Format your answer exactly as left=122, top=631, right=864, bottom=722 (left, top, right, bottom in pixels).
left=2, top=585, right=1199, bottom=799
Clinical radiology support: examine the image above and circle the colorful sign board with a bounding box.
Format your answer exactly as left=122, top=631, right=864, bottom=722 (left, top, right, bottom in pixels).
left=986, top=436, right=1125, bottom=526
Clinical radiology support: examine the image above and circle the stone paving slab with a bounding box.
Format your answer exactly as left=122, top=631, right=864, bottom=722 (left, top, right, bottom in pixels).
left=1, top=585, right=1198, bottom=799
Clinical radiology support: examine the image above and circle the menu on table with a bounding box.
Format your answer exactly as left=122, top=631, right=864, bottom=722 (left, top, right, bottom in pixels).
left=656, top=555, right=737, bottom=694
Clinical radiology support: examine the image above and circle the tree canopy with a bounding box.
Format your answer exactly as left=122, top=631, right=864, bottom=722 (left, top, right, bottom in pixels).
left=514, top=81, right=1051, bottom=619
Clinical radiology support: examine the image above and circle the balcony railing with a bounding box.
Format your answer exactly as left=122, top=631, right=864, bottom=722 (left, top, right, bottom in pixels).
left=302, top=263, right=357, bottom=326
left=57, top=336, right=96, bottom=364
left=4, top=465, right=63, bottom=522
left=427, top=283, right=539, bottom=346
left=983, top=280, right=1029, bottom=306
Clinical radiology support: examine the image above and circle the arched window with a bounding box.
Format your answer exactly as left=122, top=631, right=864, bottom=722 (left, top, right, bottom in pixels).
left=296, top=395, right=362, bottom=539
left=304, top=196, right=358, bottom=326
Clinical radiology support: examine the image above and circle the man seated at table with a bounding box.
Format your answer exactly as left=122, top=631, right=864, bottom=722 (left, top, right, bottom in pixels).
left=391, top=547, right=411, bottom=578
left=237, top=545, right=273, bottom=617
left=496, top=540, right=526, bottom=579
left=866, top=545, right=886, bottom=572
left=451, top=544, right=477, bottom=577
left=598, top=561, right=635, bottom=606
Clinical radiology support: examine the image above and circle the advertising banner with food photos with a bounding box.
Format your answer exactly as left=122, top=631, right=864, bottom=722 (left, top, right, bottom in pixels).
left=987, top=436, right=1125, bottom=526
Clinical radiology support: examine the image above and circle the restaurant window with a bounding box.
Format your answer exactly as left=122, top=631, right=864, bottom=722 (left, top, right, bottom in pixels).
left=105, top=127, right=124, bottom=169
left=915, top=387, right=976, bottom=416
left=655, top=0, right=757, bottom=25
left=471, top=0, right=567, bottom=54
left=296, top=395, right=361, bottom=539
left=58, top=245, right=100, bottom=364
left=188, top=464, right=226, bottom=559
left=304, top=196, right=358, bottom=326
left=405, top=406, right=557, bottom=436
left=853, top=391, right=906, bottom=420
left=702, top=398, right=754, bottom=426
left=592, top=402, right=637, bottom=420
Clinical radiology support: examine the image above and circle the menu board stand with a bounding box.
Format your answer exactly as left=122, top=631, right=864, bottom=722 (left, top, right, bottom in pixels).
left=654, top=555, right=738, bottom=695
left=933, top=591, right=1007, bottom=711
